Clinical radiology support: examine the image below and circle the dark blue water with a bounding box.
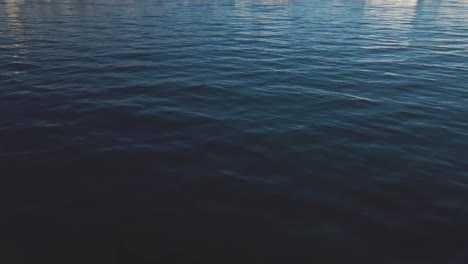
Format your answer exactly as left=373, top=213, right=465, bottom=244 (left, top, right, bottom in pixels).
left=1, top=0, right=468, bottom=263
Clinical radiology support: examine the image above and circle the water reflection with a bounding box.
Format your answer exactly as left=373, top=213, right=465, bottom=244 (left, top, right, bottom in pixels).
left=1, top=0, right=27, bottom=75
left=362, top=0, right=419, bottom=47
left=251, top=0, right=293, bottom=4
left=366, top=0, right=419, bottom=7
left=364, top=0, right=419, bottom=27
left=3, top=0, right=24, bottom=31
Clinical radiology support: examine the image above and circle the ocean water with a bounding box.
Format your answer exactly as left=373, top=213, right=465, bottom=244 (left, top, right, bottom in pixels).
left=1, top=0, right=468, bottom=263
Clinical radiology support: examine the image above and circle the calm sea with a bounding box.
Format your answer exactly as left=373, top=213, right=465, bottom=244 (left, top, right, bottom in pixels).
left=1, top=0, right=468, bottom=263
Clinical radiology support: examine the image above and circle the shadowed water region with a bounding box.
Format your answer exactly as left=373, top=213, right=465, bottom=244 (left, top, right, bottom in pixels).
left=1, top=0, right=468, bottom=263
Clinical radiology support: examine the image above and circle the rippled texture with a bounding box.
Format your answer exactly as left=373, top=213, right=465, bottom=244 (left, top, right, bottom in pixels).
left=1, top=0, right=468, bottom=263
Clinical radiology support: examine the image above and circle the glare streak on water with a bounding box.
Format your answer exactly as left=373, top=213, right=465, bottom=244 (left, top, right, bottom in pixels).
left=1, top=0, right=468, bottom=263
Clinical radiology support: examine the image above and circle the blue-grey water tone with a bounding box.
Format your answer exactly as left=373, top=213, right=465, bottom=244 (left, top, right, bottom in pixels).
left=1, top=0, right=468, bottom=263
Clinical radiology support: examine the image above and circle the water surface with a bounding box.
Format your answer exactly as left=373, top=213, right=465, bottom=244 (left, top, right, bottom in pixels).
left=1, top=0, right=468, bottom=263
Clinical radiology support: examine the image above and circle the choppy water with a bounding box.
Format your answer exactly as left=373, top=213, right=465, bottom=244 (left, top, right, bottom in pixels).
left=1, top=0, right=468, bottom=263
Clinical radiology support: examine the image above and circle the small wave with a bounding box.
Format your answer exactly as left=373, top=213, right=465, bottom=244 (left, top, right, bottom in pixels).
left=4, top=62, right=40, bottom=72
